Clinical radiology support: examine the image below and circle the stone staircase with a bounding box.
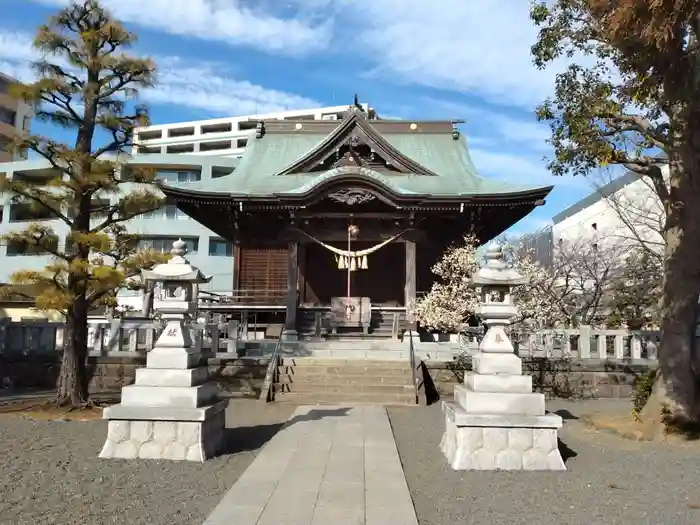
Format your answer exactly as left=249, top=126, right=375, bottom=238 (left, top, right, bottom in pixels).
left=273, top=357, right=417, bottom=405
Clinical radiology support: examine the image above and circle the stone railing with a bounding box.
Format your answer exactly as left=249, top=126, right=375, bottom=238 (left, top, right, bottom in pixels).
left=457, top=326, right=660, bottom=362
left=0, top=318, right=244, bottom=357
left=0, top=319, right=664, bottom=363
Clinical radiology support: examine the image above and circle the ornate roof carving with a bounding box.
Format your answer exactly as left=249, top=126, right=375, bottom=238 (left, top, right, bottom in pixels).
left=275, top=109, right=439, bottom=176
left=326, top=188, right=376, bottom=205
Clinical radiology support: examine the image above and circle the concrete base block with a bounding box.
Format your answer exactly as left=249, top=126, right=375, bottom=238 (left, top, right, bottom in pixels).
left=440, top=401, right=565, bottom=471
left=472, top=353, right=522, bottom=375
left=464, top=373, right=532, bottom=393
left=99, top=401, right=227, bottom=462
left=103, top=399, right=227, bottom=422
left=135, top=367, right=209, bottom=387
left=120, top=383, right=218, bottom=408
left=454, top=385, right=545, bottom=416
left=146, top=347, right=200, bottom=370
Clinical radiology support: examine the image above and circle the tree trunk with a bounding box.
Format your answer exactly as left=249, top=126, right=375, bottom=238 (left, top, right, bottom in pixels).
left=641, top=131, right=700, bottom=428
left=55, top=297, right=90, bottom=407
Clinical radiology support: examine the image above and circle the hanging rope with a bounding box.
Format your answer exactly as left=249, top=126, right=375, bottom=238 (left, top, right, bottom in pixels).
left=294, top=228, right=409, bottom=270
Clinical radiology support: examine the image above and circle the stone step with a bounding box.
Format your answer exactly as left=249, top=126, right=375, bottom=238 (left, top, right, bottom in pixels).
left=277, top=365, right=413, bottom=377
left=280, top=357, right=410, bottom=367
left=273, top=391, right=417, bottom=406
left=274, top=382, right=414, bottom=394
left=277, top=373, right=413, bottom=385
left=284, top=349, right=408, bottom=360
left=287, top=342, right=408, bottom=350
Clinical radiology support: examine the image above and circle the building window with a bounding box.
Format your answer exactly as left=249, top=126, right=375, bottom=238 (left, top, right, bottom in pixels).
left=0, top=107, right=16, bottom=125
left=156, top=170, right=201, bottom=184
left=65, top=199, right=111, bottom=219
left=209, top=239, right=233, bottom=257
left=138, top=236, right=198, bottom=253
left=6, top=236, right=58, bottom=256
left=0, top=77, right=9, bottom=94
left=212, top=168, right=234, bottom=179
left=22, top=116, right=31, bottom=132
left=9, top=203, right=57, bottom=222
left=142, top=204, right=188, bottom=220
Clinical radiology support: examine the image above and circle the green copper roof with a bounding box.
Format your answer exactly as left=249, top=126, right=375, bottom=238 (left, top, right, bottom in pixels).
left=162, top=127, right=551, bottom=199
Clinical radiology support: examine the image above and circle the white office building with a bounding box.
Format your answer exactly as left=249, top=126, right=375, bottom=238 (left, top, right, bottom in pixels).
left=552, top=167, right=665, bottom=255
left=132, top=104, right=371, bottom=158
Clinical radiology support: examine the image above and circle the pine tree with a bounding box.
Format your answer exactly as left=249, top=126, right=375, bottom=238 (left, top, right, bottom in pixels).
left=531, top=0, right=700, bottom=430
left=0, top=0, right=168, bottom=407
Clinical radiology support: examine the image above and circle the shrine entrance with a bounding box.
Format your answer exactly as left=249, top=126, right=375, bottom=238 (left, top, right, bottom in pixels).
left=301, top=240, right=406, bottom=307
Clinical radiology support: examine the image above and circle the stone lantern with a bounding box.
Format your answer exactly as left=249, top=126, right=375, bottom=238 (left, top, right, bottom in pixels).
left=140, top=238, right=210, bottom=368
left=472, top=244, right=529, bottom=358
left=99, top=239, right=227, bottom=462
left=440, top=244, right=565, bottom=471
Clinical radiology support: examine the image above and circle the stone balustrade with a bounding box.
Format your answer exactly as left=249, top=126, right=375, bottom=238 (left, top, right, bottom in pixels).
left=0, top=317, right=664, bottom=362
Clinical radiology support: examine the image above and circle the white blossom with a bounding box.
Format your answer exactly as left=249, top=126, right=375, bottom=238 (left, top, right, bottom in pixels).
left=415, top=236, right=576, bottom=332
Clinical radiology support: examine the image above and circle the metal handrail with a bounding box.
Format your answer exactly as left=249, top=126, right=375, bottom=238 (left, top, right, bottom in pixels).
left=408, top=328, right=419, bottom=404
left=258, top=332, right=284, bottom=403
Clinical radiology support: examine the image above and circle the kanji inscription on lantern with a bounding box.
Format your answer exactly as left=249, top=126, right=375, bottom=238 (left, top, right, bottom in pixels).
left=167, top=328, right=179, bottom=337
left=495, top=332, right=503, bottom=343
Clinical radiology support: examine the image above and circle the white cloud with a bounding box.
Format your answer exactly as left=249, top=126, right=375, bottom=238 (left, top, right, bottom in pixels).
left=393, top=97, right=553, bottom=151
left=331, top=0, right=581, bottom=110
left=0, top=30, right=320, bottom=117
left=470, top=147, right=588, bottom=189
left=27, top=0, right=331, bottom=56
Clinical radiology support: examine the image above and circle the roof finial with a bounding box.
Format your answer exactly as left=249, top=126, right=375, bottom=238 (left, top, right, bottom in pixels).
left=353, top=93, right=360, bottom=107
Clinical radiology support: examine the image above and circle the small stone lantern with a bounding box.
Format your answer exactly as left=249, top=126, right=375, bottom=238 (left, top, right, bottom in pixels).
left=439, top=243, right=565, bottom=471
left=470, top=244, right=529, bottom=356
left=99, top=240, right=227, bottom=462
left=140, top=239, right=210, bottom=367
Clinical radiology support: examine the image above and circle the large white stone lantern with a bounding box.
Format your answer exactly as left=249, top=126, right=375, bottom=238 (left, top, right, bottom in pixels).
left=471, top=244, right=529, bottom=356
left=99, top=240, right=226, bottom=462
left=440, top=243, right=565, bottom=471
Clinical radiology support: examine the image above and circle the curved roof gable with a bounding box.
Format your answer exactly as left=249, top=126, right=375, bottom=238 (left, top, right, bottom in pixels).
left=272, top=107, right=439, bottom=176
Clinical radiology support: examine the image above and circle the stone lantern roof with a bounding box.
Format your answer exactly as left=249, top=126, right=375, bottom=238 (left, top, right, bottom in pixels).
left=141, top=239, right=211, bottom=283
left=470, top=244, right=529, bottom=287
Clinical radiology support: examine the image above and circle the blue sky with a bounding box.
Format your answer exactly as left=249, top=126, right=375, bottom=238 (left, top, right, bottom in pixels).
left=0, top=0, right=605, bottom=234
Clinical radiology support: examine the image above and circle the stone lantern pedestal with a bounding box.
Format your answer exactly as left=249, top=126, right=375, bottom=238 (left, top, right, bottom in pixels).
left=99, top=240, right=227, bottom=462
left=440, top=245, right=565, bottom=471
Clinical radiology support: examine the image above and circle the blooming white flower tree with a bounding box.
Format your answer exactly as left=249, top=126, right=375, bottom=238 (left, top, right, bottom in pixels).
left=414, top=235, right=583, bottom=333
left=413, top=235, right=482, bottom=333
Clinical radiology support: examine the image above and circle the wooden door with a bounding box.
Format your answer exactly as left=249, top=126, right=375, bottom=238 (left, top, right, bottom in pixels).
left=237, top=245, right=288, bottom=304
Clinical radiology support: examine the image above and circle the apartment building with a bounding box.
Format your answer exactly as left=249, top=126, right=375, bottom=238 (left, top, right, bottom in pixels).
left=132, top=103, right=372, bottom=157
left=0, top=103, right=374, bottom=312
left=552, top=167, right=665, bottom=255
left=0, top=72, right=32, bottom=163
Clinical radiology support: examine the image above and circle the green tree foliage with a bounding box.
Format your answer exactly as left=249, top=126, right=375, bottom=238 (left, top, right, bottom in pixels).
left=531, top=0, right=700, bottom=425
left=0, top=0, right=168, bottom=407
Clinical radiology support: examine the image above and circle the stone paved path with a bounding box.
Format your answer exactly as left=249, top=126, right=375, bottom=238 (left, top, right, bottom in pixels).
left=203, top=405, right=418, bottom=525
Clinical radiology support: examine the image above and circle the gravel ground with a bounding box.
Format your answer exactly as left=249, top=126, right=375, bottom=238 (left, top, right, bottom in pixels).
left=388, top=399, right=700, bottom=525
left=4, top=396, right=700, bottom=525
left=0, top=399, right=295, bottom=525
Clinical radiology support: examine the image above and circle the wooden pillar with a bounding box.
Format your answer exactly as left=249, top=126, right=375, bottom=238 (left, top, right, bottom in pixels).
left=232, top=243, right=241, bottom=297
left=297, top=242, right=307, bottom=304
left=404, top=239, right=417, bottom=330
left=283, top=241, right=299, bottom=339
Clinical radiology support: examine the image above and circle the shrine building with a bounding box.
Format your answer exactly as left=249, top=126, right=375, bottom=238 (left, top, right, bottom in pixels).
left=152, top=102, right=552, bottom=340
